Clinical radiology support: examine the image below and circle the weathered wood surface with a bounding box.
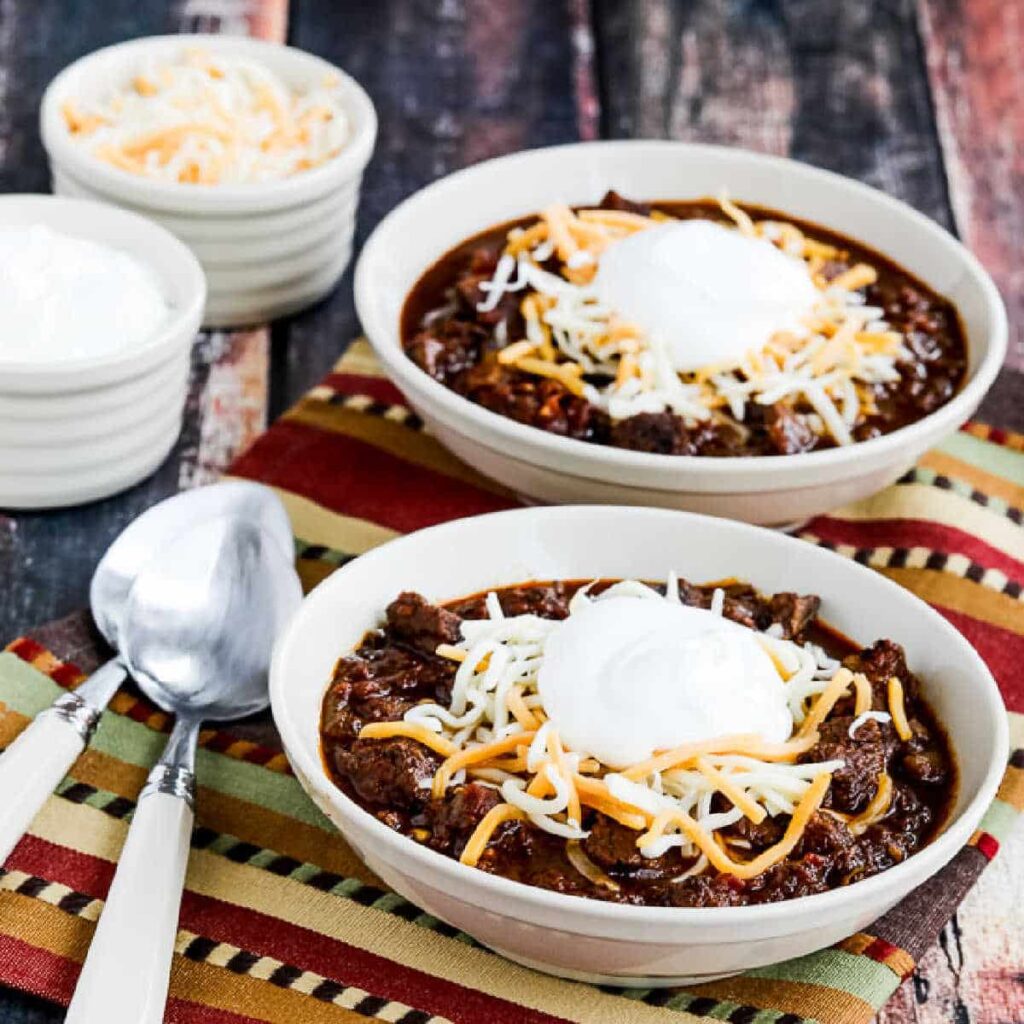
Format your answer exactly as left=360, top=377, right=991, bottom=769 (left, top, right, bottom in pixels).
left=1, top=1, right=1021, bottom=1021
left=918, top=0, right=1024, bottom=374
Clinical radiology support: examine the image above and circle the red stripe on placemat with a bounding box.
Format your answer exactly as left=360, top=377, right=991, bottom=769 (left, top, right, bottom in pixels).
left=931, top=607, right=1024, bottom=712
left=0, top=934, right=78, bottom=1006
left=6, top=835, right=116, bottom=898
left=5, top=838, right=570, bottom=1024
left=180, top=889, right=572, bottom=1024
left=321, top=372, right=407, bottom=406
left=805, top=516, right=1024, bottom=581
left=5, top=637, right=46, bottom=663
left=231, top=420, right=515, bottom=532
left=970, top=831, right=1000, bottom=860
left=165, top=997, right=268, bottom=1024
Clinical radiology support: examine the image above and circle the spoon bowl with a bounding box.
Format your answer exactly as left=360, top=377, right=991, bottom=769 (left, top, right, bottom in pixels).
left=121, top=515, right=302, bottom=720
left=91, top=480, right=294, bottom=649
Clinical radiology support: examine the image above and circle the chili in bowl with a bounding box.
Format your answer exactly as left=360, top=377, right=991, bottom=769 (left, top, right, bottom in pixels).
left=355, top=141, right=1006, bottom=525
left=269, top=506, right=1007, bottom=986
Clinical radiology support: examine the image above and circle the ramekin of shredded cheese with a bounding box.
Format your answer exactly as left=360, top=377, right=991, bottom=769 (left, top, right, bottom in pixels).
left=41, top=35, right=377, bottom=326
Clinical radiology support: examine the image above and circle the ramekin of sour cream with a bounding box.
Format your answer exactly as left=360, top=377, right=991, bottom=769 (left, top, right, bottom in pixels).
left=0, top=194, right=204, bottom=509
left=0, top=225, right=170, bottom=363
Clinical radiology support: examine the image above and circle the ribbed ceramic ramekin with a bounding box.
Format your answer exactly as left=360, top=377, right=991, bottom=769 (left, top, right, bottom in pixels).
left=0, top=194, right=205, bottom=510
left=40, top=35, right=376, bottom=327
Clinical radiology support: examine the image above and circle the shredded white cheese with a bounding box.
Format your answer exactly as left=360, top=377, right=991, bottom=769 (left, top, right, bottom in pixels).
left=406, top=577, right=844, bottom=861
left=62, top=47, right=350, bottom=184
left=475, top=198, right=912, bottom=447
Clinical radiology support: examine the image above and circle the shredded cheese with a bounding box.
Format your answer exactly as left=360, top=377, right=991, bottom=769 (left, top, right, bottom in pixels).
left=432, top=731, right=537, bottom=800
left=469, top=194, right=911, bottom=446
left=459, top=804, right=527, bottom=866
left=797, top=668, right=853, bottom=738
left=357, top=721, right=456, bottom=758
left=852, top=672, right=873, bottom=717
left=638, top=772, right=832, bottom=880
left=887, top=677, right=913, bottom=741
left=847, top=772, right=894, bottom=836
left=63, top=47, right=350, bottom=185
left=694, top=756, right=766, bottom=824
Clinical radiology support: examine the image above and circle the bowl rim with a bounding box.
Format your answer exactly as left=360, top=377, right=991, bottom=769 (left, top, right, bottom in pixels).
left=355, top=139, right=1008, bottom=484
left=270, top=504, right=1009, bottom=930
left=39, top=34, right=378, bottom=214
left=0, top=193, right=206, bottom=388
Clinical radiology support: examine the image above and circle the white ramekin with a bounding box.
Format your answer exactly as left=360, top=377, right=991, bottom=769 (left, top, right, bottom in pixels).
left=355, top=141, right=1007, bottom=526
left=0, top=194, right=205, bottom=510
left=270, top=505, right=1008, bottom=986
left=40, top=35, right=376, bottom=327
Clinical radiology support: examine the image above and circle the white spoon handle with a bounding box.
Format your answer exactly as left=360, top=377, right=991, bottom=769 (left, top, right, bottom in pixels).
left=66, top=770, right=195, bottom=1024
left=0, top=658, right=125, bottom=864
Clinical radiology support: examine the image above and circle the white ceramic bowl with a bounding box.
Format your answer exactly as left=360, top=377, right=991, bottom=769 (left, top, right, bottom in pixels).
left=0, top=194, right=205, bottom=510
left=270, top=505, right=1008, bottom=986
left=355, top=141, right=1007, bottom=525
left=40, top=35, right=376, bottom=327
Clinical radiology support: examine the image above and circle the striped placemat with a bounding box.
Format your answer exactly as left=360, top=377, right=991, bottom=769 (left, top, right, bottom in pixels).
left=0, top=339, right=1021, bottom=1024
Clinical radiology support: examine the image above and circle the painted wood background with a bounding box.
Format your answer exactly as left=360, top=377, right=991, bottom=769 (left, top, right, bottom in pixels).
left=0, top=0, right=1020, bottom=1021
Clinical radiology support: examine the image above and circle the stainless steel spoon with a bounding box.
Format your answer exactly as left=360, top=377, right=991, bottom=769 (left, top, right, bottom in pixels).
left=65, top=516, right=302, bottom=1024
left=0, top=480, right=292, bottom=864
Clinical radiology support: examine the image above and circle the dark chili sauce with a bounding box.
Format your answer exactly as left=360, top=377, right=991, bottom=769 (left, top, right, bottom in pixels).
left=320, top=578, right=956, bottom=908
left=400, top=195, right=968, bottom=457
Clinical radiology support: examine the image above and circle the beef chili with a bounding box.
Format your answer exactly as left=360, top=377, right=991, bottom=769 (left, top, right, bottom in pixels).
left=320, top=578, right=956, bottom=907
left=400, top=193, right=967, bottom=457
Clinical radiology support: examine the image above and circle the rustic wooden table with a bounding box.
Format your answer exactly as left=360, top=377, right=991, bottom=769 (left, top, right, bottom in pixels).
left=0, top=1, right=1020, bottom=1021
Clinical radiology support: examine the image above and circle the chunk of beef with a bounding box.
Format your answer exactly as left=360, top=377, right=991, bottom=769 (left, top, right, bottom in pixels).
left=768, top=592, right=821, bottom=640
left=843, top=639, right=917, bottom=708
left=446, top=583, right=572, bottom=621
left=724, top=812, right=786, bottom=852
left=668, top=872, right=746, bottom=908
left=429, top=783, right=502, bottom=857
left=461, top=361, right=608, bottom=442
left=745, top=853, right=830, bottom=902
left=406, top=319, right=487, bottom=383
left=610, top=412, right=693, bottom=455
left=583, top=814, right=677, bottom=877
left=609, top=412, right=744, bottom=456
left=767, top=403, right=817, bottom=455
left=597, top=190, right=651, bottom=216
left=385, top=592, right=462, bottom=656
left=899, top=747, right=948, bottom=785
left=801, top=716, right=896, bottom=813
left=796, top=811, right=855, bottom=859
left=333, top=737, right=440, bottom=812
left=321, top=680, right=363, bottom=742
left=718, top=583, right=772, bottom=632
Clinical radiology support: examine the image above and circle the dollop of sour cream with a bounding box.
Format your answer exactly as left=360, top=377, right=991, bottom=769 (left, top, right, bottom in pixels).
left=593, top=219, right=819, bottom=372
left=0, top=225, right=170, bottom=363
left=537, top=596, right=791, bottom=768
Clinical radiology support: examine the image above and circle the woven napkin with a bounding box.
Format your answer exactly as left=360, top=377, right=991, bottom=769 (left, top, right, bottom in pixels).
left=0, top=339, right=1021, bottom=1024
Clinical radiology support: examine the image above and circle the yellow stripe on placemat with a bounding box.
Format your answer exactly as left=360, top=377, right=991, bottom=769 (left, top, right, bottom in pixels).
left=689, top=975, right=875, bottom=1024
left=995, top=760, right=1024, bottom=812
left=878, top=568, right=1024, bottom=635
left=25, top=800, right=703, bottom=1024
left=918, top=450, right=1024, bottom=507
left=335, top=338, right=388, bottom=378
left=233, top=482, right=400, bottom=554
left=0, top=892, right=376, bottom=1024
left=829, top=485, right=1024, bottom=562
